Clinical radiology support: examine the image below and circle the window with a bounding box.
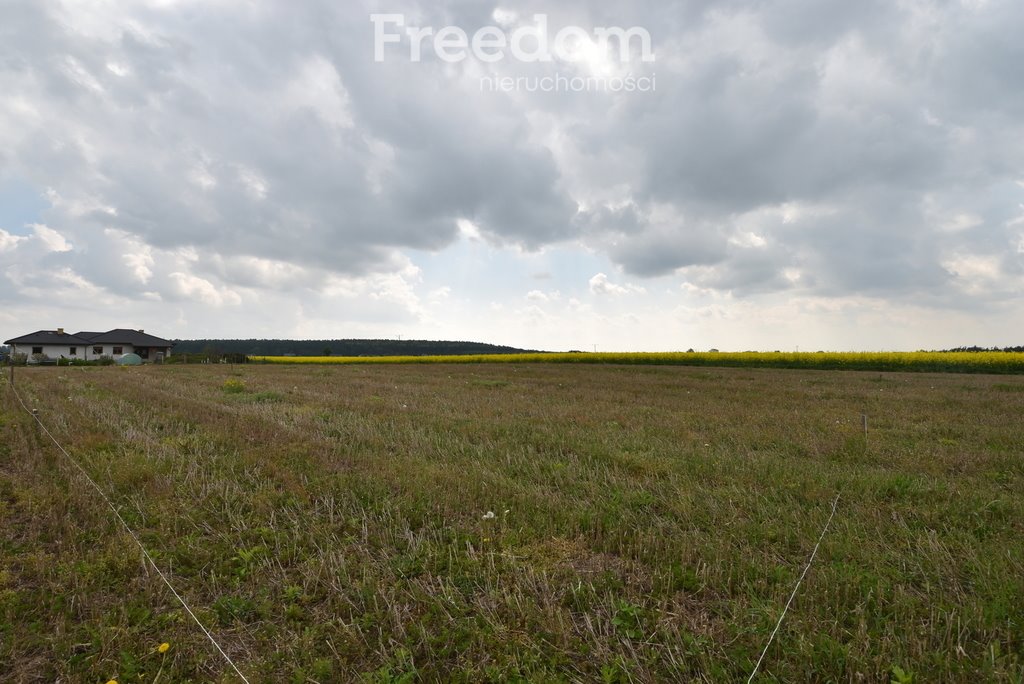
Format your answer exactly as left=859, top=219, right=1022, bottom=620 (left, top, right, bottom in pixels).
left=32, top=346, right=42, bottom=355
left=69, top=347, right=77, bottom=356
left=113, top=346, right=123, bottom=355
left=93, top=346, right=103, bottom=355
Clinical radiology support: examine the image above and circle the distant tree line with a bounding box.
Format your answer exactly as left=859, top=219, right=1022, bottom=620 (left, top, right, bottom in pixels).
left=940, top=346, right=1024, bottom=353
left=170, top=339, right=536, bottom=357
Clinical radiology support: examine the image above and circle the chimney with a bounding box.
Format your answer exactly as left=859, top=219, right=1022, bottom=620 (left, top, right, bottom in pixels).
left=57, top=328, right=64, bottom=335
left=139, top=329, right=144, bottom=333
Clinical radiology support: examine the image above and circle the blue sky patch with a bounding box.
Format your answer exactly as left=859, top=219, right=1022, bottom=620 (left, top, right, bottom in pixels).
left=0, top=178, right=49, bottom=236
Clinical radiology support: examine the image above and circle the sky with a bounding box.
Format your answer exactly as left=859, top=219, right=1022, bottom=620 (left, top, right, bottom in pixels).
left=1, top=0, right=1023, bottom=351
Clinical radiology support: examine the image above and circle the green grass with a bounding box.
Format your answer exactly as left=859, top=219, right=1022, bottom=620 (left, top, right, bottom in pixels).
left=1, top=364, right=1022, bottom=681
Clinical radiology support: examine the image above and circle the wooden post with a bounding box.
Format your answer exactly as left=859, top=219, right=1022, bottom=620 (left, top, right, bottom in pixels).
left=861, top=414, right=868, bottom=437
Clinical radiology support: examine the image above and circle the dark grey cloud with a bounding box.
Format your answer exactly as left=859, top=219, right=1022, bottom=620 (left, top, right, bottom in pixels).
left=560, top=0, right=1024, bottom=299
left=1, top=1, right=580, bottom=288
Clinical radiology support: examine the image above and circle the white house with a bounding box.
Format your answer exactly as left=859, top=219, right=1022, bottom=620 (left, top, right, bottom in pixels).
left=4, top=328, right=174, bottom=362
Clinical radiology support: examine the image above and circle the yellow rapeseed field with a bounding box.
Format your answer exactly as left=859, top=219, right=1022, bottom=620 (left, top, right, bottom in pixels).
left=250, top=351, right=1024, bottom=373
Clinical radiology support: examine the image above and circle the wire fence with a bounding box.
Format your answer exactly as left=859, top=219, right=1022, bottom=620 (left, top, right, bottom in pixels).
left=3, top=369, right=250, bottom=682
left=747, top=494, right=841, bottom=682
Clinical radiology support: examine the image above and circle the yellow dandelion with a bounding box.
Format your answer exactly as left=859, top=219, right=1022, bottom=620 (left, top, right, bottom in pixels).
left=158, top=642, right=170, bottom=653
left=106, top=680, right=118, bottom=684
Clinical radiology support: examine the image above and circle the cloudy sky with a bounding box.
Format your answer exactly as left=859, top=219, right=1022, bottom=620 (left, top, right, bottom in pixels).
left=2, top=0, right=1023, bottom=351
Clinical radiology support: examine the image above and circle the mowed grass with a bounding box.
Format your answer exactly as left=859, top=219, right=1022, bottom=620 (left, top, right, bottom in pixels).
left=0, top=364, right=1022, bottom=682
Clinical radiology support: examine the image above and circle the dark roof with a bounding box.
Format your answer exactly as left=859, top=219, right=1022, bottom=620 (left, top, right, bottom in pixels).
left=87, top=329, right=173, bottom=347
left=74, top=331, right=104, bottom=340
left=4, top=330, right=94, bottom=345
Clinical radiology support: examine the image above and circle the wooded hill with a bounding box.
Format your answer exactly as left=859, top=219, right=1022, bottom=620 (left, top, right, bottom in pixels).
left=170, top=339, right=536, bottom=357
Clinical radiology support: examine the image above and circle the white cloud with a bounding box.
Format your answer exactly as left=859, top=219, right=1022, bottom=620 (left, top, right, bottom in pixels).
left=942, top=254, right=1004, bottom=295
left=0, top=229, right=26, bottom=252
left=237, top=166, right=268, bottom=201
left=428, top=286, right=451, bottom=301
left=729, top=232, right=768, bottom=248
left=281, top=55, right=353, bottom=131
left=124, top=251, right=154, bottom=284
left=32, top=224, right=72, bottom=252
left=588, top=273, right=645, bottom=296
left=457, top=219, right=482, bottom=241
left=940, top=213, right=983, bottom=233
left=168, top=272, right=242, bottom=307
left=491, top=8, right=518, bottom=27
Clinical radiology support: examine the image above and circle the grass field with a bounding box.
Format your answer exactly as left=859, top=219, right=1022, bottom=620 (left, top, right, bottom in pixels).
left=1, top=363, right=1022, bottom=682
